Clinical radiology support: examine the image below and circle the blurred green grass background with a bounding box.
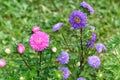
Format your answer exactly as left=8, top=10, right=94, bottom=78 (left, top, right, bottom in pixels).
left=0, top=0, right=120, bottom=79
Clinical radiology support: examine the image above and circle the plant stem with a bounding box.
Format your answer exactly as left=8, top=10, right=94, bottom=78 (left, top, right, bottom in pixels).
left=62, top=33, right=72, bottom=52
left=20, top=54, right=31, bottom=70
left=37, top=51, right=42, bottom=79
left=79, top=29, right=84, bottom=71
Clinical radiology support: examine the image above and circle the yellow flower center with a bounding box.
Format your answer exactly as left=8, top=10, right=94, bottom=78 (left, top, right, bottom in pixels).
left=74, top=17, right=80, bottom=23
left=62, top=71, right=65, bottom=75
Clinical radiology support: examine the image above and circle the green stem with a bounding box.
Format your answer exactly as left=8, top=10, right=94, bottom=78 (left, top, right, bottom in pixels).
left=20, top=54, right=31, bottom=70
left=37, top=51, right=42, bottom=79
left=79, top=29, right=84, bottom=72
left=62, top=33, right=72, bottom=52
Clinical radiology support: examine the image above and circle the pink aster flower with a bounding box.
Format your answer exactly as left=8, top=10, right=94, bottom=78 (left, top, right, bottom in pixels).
left=32, top=26, right=40, bottom=33
left=17, top=44, right=25, bottom=54
left=0, top=59, right=6, bottom=67
left=29, top=31, right=49, bottom=51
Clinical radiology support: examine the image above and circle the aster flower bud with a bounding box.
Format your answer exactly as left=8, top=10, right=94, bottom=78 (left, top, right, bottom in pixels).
left=19, top=76, right=25, bottom=80
left=52, top=47, right=57, bottom=53
left=17, top=44, right=25, bottom=54
left=0, top=59, right=6, bottom=67
left=5, top=48, right=11, bottom=54
left=112, top=50, right=118, bottom=55
left=87, top=32, right=96, bottom=48
left=91, top=32, right=96, bottom=42
left=32, top=26, right=40, bottom=33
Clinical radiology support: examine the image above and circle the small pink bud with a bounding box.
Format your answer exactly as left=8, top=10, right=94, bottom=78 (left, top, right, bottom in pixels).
left=0, top=59, right=6, bottom=67
left=17, top=44, right=25, bottom=54
left=32, top=26, right=40, bottom=33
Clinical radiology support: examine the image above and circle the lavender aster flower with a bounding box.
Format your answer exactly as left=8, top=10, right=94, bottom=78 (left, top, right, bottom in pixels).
left=96, top=43, right=107, bottom=53
left=80, top=1, right=94, bottom=14
left=88, top=55, right=100, bottom=68
left=58, top=52, right=69, bottom=64
left=77, top=77, right=86, bottom=80
left=52, top=22, right=63, bottom=32
left=59, top=67, right=70, bottom=79
left=69, top=10, right=87, bottom=29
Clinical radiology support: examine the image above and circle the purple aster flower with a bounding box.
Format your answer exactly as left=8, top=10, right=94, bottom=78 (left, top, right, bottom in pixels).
left=59, top=67, right=70, bottom=79
left=96, top=43, right=107, bottom=53
left=77, top=77, right=86, bottom=80
left=58, top=52, right=69, bottom=64
left=52, top=22, right=63, bottom=32
left=80, top=1, right=94, bottom=14
left=69, top=10, right=87, bottom=29
left=88, top=55, right=100, bottom=68
left=87, top=40, right=94, bottom=48
left=91, top=32, right=96, bottom=42
left=90, top=25, right=95, bottom=31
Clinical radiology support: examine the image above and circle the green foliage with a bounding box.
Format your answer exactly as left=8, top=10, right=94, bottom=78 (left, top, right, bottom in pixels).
left=0, top=0, right=120, bottom=80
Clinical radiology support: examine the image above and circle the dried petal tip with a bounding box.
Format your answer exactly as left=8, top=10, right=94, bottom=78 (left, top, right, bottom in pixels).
left=52, top=22, right=63, bottom=32
left=0, top=59, right=6, bottom=67
left=17, top=44, right=25, bottom=54
left=77, top=77, right=86, bottom=80
left=32, top=26, right=40, bottom=33
left=96, top=43, right=107, bottom=53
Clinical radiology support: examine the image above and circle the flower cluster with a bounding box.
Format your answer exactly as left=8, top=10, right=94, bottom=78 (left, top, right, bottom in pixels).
left=16, top=26, right=50, bottom=79
left=52, top=1, right=107, bottom=79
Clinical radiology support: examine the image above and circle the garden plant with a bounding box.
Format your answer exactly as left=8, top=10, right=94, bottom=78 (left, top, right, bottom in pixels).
left=0, top=0, right=120, bottom=80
